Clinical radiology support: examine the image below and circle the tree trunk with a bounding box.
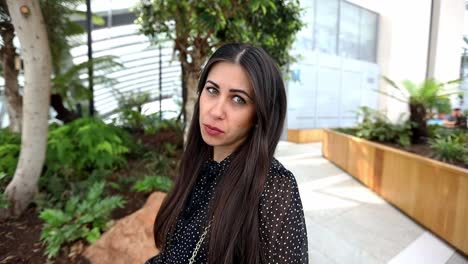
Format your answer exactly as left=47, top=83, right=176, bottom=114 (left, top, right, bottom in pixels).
left=184, top=70, right=200, bottom=137
left=50, top=93, right=80, bottom=123
left=0, top=2, right=22, bottom=133
left=409, top=103, right=428, bottom=144
left=1, top=0, right=51, bottom=218
left=182, top=56, right=203, bottom=143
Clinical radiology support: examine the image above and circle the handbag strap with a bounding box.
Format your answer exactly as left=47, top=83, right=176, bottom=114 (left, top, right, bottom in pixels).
left=189, top=221, right=212, bottom=264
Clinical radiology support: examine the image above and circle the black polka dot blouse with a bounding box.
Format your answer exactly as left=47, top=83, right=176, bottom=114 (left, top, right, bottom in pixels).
left=145, top=155, right=308, bottom=264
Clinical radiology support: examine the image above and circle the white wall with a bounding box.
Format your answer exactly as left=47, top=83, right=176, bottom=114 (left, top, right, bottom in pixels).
left=429, top=0, right=465, bottom=82
left=348, top=0, right=465, bottom=120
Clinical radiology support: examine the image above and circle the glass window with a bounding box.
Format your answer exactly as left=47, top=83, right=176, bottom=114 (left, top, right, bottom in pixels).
left=315, top=0, right=339, bottom=55
left=294, top=0, right=315, bottom=51
left=339, top=1, right=360, bottom=59
left=359, top=8, right=378, bottom=62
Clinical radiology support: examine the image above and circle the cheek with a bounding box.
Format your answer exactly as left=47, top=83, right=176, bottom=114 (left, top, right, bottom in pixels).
left=235, top=108, right=256, bottom=130
left=198, top=95, right=208, bottom=117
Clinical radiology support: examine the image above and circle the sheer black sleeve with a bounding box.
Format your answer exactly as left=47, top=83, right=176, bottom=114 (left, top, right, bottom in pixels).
left=259, top=159, right=308, bottom=264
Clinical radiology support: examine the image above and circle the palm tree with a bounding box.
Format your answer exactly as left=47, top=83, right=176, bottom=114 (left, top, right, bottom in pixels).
left=380, top=77, right=461, bottom=143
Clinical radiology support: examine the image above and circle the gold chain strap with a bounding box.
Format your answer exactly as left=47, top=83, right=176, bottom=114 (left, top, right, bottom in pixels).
left=188, top=221, right=212, bottom=264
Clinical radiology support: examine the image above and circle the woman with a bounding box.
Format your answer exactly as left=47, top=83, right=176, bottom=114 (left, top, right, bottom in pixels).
left=146, top=43, right=308, bottom=264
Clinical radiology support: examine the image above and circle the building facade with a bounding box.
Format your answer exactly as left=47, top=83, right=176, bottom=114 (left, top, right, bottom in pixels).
left=287, top=0, right=466, bottom=130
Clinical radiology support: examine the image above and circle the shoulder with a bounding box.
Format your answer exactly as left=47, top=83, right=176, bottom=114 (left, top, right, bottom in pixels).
left=267, top=158, right=297, bottom=184
left=261, top=158, right=300, bottom=199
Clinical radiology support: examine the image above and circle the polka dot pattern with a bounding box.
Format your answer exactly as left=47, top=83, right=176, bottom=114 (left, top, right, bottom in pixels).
left=145, top=157, right=308, bottom=263
left=259, top=158, right=308, bottom=263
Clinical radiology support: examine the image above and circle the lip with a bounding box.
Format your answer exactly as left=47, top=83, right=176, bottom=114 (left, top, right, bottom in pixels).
left=203, top=124, right=224, bottom=136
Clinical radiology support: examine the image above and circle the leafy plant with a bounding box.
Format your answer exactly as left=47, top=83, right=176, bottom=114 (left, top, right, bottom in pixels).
left=0, top=128, right=21, bottom=186
left=143, top=116, right=183, bottom=135
left=134, top=0, right=304, bottom=132
left=0, top=172, right=10, bottom=209
left=143, top=151, right=176, bottom=176
left=45, top=118, right=131, bottom=180
left=429, top=126, right=466, bottom=140
left=41, top=0, right=123, bottom=118
left=37, top=118, right=131, bottom=204
left=380, top=77, right=462, bottom=143
left=333, top=127, right=358, bottom=136
left=354, top=106, right=412, bottom=147
left=132, top=175, right=173, bottom=193
left=0, top=144, right=19, bottom=184
left=39, top=181, right=125, bottom=259
left=0, top=192, right=9, bottom=209
left=114, top=91, right=152, bottom=133
left=429, top=135, right=467, bottom=163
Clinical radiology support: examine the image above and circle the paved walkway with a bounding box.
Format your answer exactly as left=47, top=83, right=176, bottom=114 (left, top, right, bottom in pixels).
left=275, top=141, right=468, bottom=264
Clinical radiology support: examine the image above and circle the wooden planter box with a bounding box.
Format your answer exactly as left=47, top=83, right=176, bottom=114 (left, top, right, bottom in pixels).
left=287, top=129, right=323, bottom=143
left=322, top=129, right=468, bottom=255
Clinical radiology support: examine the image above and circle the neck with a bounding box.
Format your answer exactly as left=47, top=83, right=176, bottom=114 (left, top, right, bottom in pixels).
left=213, top=147, right=233, bottom=162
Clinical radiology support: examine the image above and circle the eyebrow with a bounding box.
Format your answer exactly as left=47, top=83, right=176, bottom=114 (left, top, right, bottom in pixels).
left=206, top=80, right=253, bottom=101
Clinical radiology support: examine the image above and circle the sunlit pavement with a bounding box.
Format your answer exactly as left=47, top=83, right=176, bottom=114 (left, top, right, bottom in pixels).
left=275, top=141, right=468, bottom=264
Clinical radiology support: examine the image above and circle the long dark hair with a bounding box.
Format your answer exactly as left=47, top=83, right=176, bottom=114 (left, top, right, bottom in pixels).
left=154, top=43, right=287, bottom=264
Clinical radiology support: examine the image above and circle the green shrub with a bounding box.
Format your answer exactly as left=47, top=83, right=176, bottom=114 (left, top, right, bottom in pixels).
left=354, top=106, right=412, bottom=147
left=0, top=174, right=10, bottom=208
left=132, top=175, right=173, bottom=193
left=143, top=115, right=183, bottom=135
left=115, top=91, right=151, bottom=132
left=0, top=144, right=19, bottom=185
left=0, top=129, right=21, bottom=185
left=0, top=128, right=21, bottom=144
left=0, top=194, right=9, bottom=209
left=334, top=127, right=358, bottom=136
left=143, top=151, right=176, bottom=176
left=45, top=118, right=131, bottom=180
left=429, top=126, right=466, bottom=139
left=429, top=135, right=467, bottom=163
left=39, top=181, right=125, bottom=258
left=37, top=169, right=113, bottom=210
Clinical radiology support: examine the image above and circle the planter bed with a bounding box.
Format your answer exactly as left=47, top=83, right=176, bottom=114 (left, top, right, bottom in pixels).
left=322, top=129, right=468, bottom=255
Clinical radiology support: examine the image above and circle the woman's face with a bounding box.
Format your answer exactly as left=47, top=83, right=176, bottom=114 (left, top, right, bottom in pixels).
left=199, top=62, right=256, bottom=157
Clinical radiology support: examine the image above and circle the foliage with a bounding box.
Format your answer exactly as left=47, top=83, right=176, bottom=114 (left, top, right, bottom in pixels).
left=333, top=127, right=358, bottom=136
left=432, top=97, right=452, bottom=115
left=380, top=77, right=463, bottom=143
left=39, top=0, right=105, bottom=73
left=39, top=181, right=125, bottom=258
left=114, top=91, right=183, bottom=135
left=429, top=126, right=467, bottom=140
left=143, top=150, right=176, bottom=176
left=429, top=135, right=467, bottom=163
left=40, top=0, right=122, bottom=111
left=381, top=77, right=461, bottom=110
left=40, top=118, right=131, bottom=203
left=354, top=106, right=412, bottom=147
left=143, top=116, right=183, bottom=135
left=0, top=192, right=9, bottom=209
left=0, top=129, right=20, bottom=185
left=45, top=118, right=131, bottom=180
left=52, top=56, right=123, bottom=109
left=115, top=91, right=152, bottom=132
left=132, top=175, right=173, bottom=193
left=36, top=169, right=112, bottom=210
left=134, top=0, right=304, bottom=69
left=0, top=172, right=10, bottom=209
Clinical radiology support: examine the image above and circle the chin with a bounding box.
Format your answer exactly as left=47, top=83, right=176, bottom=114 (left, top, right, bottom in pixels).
left=201, top=133, right=220, bottom=146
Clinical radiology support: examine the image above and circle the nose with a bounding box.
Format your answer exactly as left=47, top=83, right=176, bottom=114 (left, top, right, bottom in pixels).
left=209, top=97, right=227, bottom=120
